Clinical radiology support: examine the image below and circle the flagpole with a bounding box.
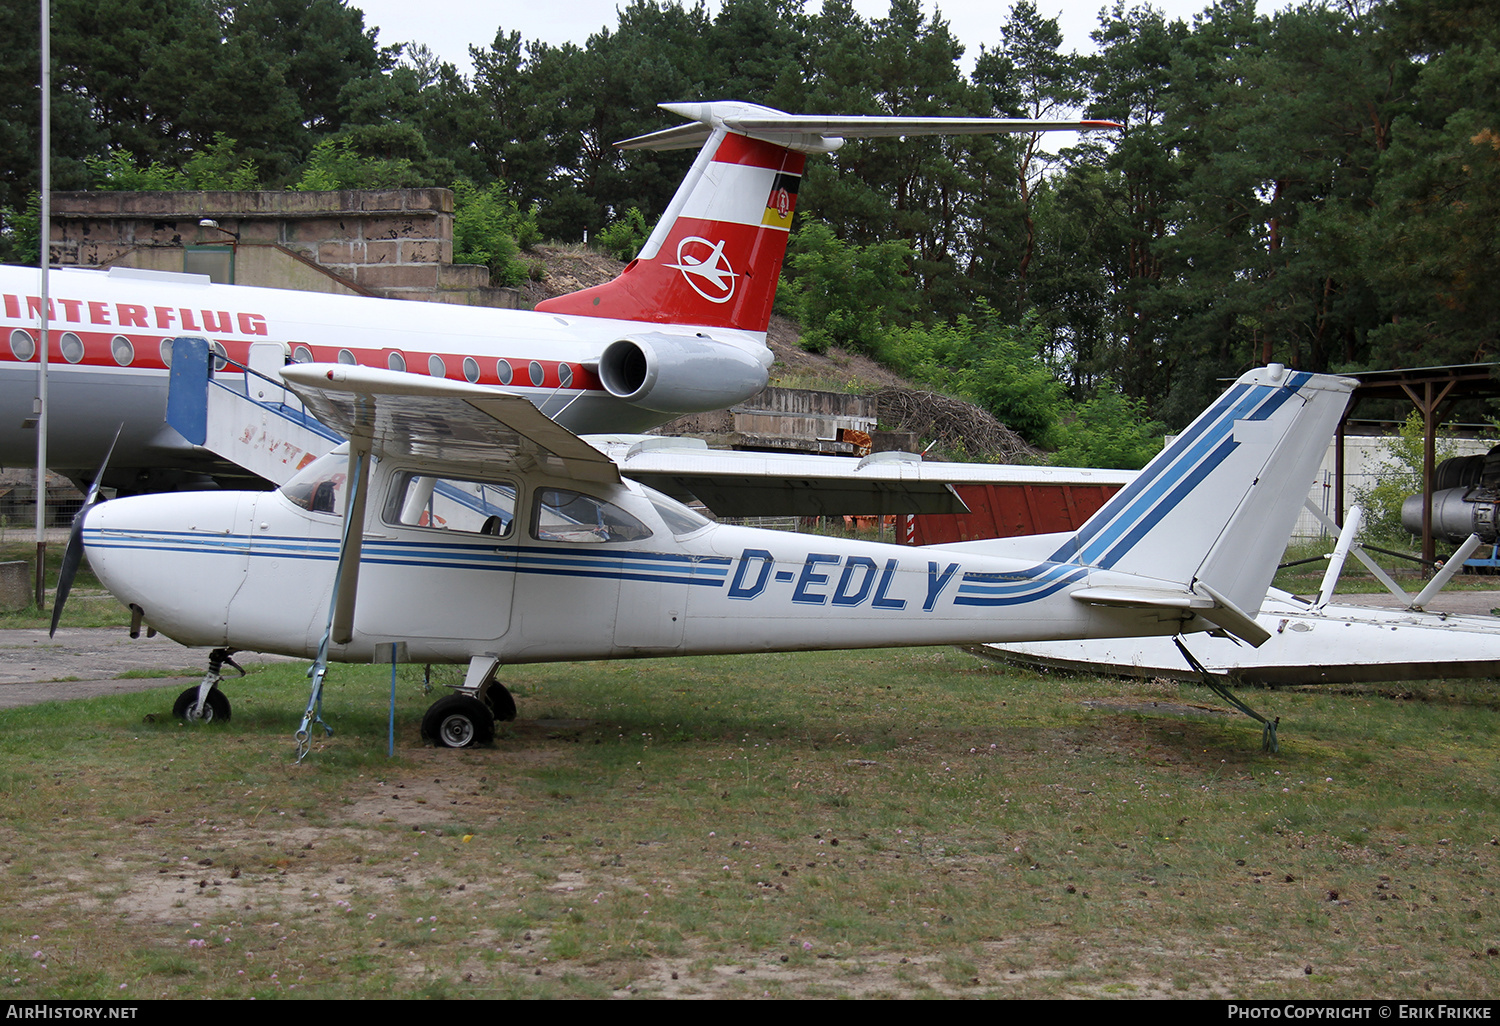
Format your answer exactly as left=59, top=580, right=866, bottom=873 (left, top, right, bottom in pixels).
left=34, top=0, right=50, bottom=608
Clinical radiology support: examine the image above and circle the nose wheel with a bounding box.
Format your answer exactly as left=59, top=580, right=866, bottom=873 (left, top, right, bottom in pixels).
left=173, top=685, right=231, bottom=722
left=174, top=648, right=241, bottom=723
left=421, top=694, right=495, bottom=748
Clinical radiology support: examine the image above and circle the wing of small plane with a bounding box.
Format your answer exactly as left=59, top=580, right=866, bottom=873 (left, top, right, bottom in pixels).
left=168, top=342, right=1129, bottom=513
left=278, top=364, right=619, bottom=485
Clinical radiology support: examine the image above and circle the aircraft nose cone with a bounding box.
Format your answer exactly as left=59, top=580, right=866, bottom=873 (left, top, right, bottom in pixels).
left=85, top=492, right=254, bottom=647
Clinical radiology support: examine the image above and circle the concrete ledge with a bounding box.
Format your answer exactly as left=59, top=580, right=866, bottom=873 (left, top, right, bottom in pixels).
left=0, top=562, right=30, bottom=612
left=52, top=188, right=455, bottom=220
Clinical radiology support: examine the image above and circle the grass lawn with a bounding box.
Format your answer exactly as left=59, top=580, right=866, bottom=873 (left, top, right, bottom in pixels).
left=0, top=644, right=1496, bottom=999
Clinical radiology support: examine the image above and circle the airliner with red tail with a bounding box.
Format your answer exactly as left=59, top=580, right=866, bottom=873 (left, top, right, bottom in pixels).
left=0, top=101, right=1117, bottom=492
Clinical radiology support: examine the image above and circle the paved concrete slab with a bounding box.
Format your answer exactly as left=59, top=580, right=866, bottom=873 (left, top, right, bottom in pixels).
left=0, top=628, right=296, bottom=709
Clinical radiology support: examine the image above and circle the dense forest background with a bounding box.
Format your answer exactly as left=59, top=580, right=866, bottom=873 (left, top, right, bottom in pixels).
left=1, top=0, right=1496, bottom=462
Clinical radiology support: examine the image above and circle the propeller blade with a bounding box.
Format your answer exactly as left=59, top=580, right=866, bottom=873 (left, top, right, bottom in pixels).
left=49, top=516, right=86, bottom=639
left=50, top=425, right=122, bottom=638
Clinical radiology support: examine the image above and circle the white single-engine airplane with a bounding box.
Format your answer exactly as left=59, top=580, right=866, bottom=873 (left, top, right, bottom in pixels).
left=64, top=361, right=1356, bottom=752
left=0, top=102, right=1117, bottom=492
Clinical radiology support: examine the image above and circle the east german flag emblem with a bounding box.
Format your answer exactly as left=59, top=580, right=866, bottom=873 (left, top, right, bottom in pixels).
left=761, top=173, right=801, bottom=229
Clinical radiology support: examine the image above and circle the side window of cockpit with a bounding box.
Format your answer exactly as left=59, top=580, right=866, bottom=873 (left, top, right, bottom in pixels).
left=532, top=488, right=652, bottom=544
left=644, top=488, right=712, bottom=536
left=383, top=473, right=518, bottom=537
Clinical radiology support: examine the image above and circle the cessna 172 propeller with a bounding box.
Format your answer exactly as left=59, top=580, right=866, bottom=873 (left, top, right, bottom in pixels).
left=0, top=102, right=1117, bottom=491
left=62, top=360, right=1356, bottom=753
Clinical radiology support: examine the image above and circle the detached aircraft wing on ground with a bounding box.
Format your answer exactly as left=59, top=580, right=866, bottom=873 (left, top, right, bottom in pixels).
left=984, top=504, right=1500, bottom=685
left=63, top=360, right=1356, bottom=755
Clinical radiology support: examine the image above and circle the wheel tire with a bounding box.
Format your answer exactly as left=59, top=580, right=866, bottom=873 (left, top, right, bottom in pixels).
left=421, top=694, right=495, bottom=749
left=172, top=686, right=231, bottom=723
left=485, top=683, right=517, bottom=722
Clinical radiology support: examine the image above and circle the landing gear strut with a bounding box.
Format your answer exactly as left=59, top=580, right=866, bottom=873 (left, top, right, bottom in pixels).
left=419, top=658, right=514, bottom=748
left=174, top=648, right=243, bottom=723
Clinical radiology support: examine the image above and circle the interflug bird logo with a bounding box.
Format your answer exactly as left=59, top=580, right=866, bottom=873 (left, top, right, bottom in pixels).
left=667, top=237, right=737, bottom=304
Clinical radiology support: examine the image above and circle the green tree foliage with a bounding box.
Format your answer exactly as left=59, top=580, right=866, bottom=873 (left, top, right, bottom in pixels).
left=881, top=312, right=1065, bottom=446
left=450, top=179, right=540, bottom=287
left=778, top=220, right=916, bottom=355
left=0, top=193, right=41, bottom=267
left=595, top=208, right=651, bottom=261
left=293, top=137, right=424, bottom=191
left=88, top=135, right=261, bottom=191
left=1361, top=0, right=1500, bottom=368
left=1048, top=380, right=1164, bottom=470
left=971, top=1, right=1086, bottom=314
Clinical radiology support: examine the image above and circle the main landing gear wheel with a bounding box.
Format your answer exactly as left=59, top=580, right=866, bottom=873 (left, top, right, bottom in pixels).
left=421, top=695, right=495, bottom=749
left=172, top=686, right=231, bottom=723
left=485, top=684, right=517, bottom=722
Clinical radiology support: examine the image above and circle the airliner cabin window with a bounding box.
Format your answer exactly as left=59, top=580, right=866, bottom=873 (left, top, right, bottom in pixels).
left=383, top=473, right=517, bottom=537
left=532, top=489, right=652, bottom=544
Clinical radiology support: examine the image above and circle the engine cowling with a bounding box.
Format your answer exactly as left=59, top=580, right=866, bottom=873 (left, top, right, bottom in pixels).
left=596, top=332, right=768, bottom=414
left=1402, top=487, right=1500, bottom=544
left=1400, top=445, right=1500, bottom=544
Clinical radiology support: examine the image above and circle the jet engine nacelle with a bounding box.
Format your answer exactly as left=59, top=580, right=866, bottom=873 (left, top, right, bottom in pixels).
left=1402, top=487, right=1500, bottom=544
left=597, top=332, right=768, bottom=414
left=1401, top=445, right=1500, bottom=544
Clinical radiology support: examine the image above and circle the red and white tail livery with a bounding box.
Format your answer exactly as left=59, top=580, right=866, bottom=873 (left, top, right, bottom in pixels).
left=538, top=126, right=805, bottom=332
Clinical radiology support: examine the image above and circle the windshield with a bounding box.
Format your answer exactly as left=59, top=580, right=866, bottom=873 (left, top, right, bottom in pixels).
left=282, top=448, right=356, bottom=516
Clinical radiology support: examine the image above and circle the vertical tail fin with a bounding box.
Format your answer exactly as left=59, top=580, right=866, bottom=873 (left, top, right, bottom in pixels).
left=1052, top=365, right=1355, bottom=615
left=536, top=125, right=804, bottom=332
left=536, top=101, right=1121, bottom=334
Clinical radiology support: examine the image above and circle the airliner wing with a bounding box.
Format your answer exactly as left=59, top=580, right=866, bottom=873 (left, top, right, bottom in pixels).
left=279, top=366, right=1127, bottom=514
left=585, top=434, right=1132, bottom=517
left=280, top=364, right=620, bottom=485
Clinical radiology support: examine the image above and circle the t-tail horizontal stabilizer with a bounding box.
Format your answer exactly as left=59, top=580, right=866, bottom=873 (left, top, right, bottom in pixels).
left=536, top=101, right=1119, bottom=334
left=1056, top=365, right=1356, bottom=643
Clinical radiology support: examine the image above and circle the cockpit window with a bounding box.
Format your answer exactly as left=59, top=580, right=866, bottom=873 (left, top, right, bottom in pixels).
left=383, top=472, right=518, bottom=537
left=532, top=488, right=652, bottom=544
left=282, top=450, right=355, bottom=517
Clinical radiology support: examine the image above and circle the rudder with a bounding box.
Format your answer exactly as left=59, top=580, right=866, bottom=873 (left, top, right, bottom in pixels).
left=1050, top=365, right=1355, bottom=615
left=536, top=130, right=804, bottom=334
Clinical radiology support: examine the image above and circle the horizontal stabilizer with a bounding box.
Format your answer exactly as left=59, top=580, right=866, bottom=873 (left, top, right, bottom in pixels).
left=620, top=101, right=1121, bottom=153
left=1070, top=584, right=1271, bottom=647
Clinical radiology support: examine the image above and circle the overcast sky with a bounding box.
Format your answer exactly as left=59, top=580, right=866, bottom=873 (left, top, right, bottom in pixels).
left=350, top=0, right=1226, bottom=77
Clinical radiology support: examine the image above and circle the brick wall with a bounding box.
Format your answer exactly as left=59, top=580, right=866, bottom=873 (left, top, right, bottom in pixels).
left=48, top=189, right=522, bottom=308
